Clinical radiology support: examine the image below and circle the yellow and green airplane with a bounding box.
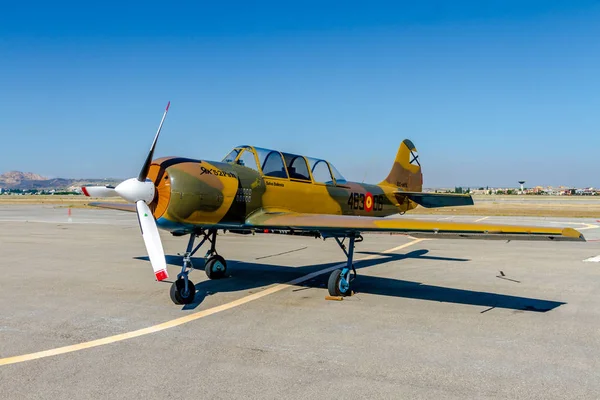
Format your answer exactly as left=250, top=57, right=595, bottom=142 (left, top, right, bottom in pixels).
left=82, top=103, right=585, bottom=305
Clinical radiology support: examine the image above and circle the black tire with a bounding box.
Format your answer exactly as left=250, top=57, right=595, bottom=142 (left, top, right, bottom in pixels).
left=327, top=269, right=351, bottom=297
left=169, top=278, right=196, bottom=305
left=205, top=255, right=227, bottom=279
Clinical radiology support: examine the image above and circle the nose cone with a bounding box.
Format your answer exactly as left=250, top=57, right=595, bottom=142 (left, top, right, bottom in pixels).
left=115, top=178, right=156, bottom=203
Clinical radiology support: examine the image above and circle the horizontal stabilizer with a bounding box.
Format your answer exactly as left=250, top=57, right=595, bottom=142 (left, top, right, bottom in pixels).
left=395, top=191, right=474, bottom=208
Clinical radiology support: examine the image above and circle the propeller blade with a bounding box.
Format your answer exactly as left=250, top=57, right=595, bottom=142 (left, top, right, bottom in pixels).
left=138, top=101, right=170, bottom=182
left=81, top=185, right=119, bottom=198
left=136, top=200, right=168, bottom=281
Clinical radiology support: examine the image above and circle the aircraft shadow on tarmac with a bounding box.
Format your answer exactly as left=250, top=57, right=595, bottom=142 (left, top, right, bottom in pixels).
left=135, top=249, right=565, bottom=312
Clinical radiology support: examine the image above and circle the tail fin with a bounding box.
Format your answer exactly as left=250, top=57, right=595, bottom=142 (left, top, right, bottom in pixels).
left=380, top=139, right=423, bottom=191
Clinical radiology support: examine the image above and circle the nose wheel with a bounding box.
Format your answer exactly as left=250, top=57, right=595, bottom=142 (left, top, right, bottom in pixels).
left=170, top=277, right=196, bottom=305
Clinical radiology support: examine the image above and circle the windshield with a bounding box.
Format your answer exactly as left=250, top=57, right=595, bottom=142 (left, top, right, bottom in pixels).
left=235, top=148, right=259, bottom=172
left=222, top=149, right=240, bottom=163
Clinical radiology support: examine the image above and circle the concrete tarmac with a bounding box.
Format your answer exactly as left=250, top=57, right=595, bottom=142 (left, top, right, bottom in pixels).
left=1, top=205, right=599, bottom=399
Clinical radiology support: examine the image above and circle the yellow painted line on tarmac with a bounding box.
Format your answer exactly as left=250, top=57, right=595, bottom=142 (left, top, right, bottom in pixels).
left=0, top=239, right=425, bottom=367
left=578, top=224, right=599, bottom=231
left=474, top=216, right=489, bottom=222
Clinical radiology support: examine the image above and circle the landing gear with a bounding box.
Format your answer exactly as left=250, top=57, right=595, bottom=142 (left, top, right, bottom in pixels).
left=169, top=229, right=227, bottom=305
left=328, top=268, right=352, bottom=296
left=203, top=230, right=227, bottom=280
left=205, top=254, right=227, bottom=280
left=327, top=235, right=359, bottom=297
left=170, top=277, right=196, bottom=304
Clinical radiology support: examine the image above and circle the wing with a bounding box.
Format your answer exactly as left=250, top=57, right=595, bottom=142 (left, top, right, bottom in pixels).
left=246, top=211, right=585, bottom=241
left=394, top=191, right=474, bottom=208
left=88, top=202, right=137, bottom=213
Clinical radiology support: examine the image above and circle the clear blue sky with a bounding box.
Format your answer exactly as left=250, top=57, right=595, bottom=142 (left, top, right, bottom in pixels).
left=1, top=1, right=599, bottom=187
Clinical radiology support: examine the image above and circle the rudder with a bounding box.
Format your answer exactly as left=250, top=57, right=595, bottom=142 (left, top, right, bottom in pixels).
left=380, top=139, right=423, bottom=191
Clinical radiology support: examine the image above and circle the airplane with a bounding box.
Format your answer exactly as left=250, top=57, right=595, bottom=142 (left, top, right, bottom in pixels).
left=82, top=103, right=585, bottom=305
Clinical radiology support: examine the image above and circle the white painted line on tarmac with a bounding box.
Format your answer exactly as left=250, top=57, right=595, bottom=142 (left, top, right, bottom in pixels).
left=474, top=216, right=489, bottom=222
left=583, top=255, right=600, bottom=262
left=0, top=238, right=425, bottom=367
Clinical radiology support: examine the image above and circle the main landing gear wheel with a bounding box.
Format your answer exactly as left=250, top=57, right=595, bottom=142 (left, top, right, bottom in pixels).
left=205, top=255, right=227, bottom=279
left=328, top=269, right=352, bottom=297
left=170, top=278, right=196, bottom=305
left=327, top=235, right=359, bottom=297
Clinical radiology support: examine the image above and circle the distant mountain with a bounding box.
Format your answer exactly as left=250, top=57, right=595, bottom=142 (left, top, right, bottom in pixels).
left=0, top=171, right=48, bottom=185
left=0, top=171, right=120, bottom=190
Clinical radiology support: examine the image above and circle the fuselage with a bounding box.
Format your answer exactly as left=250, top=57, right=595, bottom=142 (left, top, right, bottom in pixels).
left=146, top=157, right=417, bottom=233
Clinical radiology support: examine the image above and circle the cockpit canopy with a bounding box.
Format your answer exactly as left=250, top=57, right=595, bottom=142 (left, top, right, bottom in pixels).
left=222, top=146, right=347, bottom=185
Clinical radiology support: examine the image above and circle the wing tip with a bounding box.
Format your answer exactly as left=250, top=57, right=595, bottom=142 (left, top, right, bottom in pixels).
left=562, top=227, right=586, bottom=241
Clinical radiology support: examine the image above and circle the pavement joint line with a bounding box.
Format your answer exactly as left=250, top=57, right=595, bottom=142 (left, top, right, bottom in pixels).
left=0, top=238, right=425, bottom=367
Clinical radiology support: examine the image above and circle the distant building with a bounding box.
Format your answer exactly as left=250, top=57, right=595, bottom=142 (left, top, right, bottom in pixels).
left=470, top=189, right=488, bottom=195
left=576, top=187, right=596, bottom=195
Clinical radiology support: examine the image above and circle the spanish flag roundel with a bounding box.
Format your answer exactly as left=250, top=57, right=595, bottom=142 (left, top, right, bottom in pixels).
left=365, top=192, right=374, bottom=212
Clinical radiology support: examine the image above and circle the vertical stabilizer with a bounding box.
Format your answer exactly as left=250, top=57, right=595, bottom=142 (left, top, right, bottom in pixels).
left=380, top=139, right=423, bottom=191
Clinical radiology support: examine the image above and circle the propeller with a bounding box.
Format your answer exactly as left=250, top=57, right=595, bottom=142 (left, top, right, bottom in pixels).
left=80, top=185, right=118, bottom=198
left=82, top=102, right=171, bottom=281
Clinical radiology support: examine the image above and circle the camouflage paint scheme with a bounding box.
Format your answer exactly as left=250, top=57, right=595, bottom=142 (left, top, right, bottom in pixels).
left=92, top=140, right=584, bottom=241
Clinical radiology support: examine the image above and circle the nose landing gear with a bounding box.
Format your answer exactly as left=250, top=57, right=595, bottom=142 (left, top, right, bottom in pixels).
left=169, top=229, right=228, bottom=305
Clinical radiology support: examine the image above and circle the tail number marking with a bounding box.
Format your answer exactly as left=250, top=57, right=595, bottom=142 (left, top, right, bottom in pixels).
left=347, top=192, right=383, bottom=211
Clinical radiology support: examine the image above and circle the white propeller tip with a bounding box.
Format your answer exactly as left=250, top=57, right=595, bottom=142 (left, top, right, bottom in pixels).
left=81, top=185, right=119, bottom=198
